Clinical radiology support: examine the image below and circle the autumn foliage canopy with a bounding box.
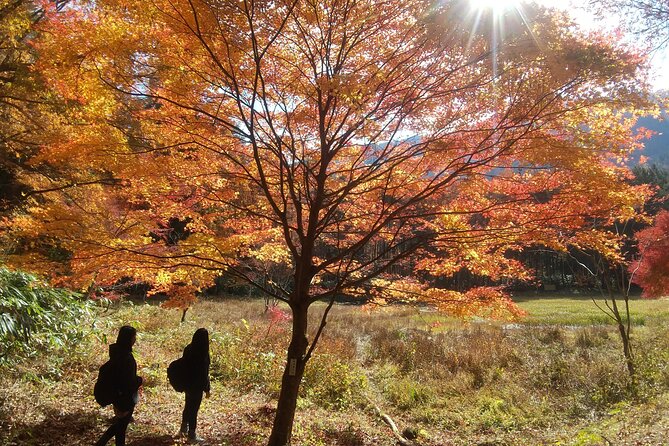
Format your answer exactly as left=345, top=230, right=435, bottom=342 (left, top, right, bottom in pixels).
left=4, top=0, right=653, bottom=311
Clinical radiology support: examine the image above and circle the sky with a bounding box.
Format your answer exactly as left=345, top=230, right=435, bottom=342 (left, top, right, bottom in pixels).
left=534, top=0, right=669, bottom=91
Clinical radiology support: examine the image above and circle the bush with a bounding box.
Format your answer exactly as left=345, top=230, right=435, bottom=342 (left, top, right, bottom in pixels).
left=369, top=325, right=519, bottom=388
left=384, top=376, right=434, bottom=410
left=302, top=353, right=367, bottom=409
left=208, top=326, right=288, bottom=397
left=0, top=268, right=92, bottom=362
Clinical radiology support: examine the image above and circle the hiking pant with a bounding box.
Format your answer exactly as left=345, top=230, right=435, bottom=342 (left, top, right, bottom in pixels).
left=181, top=390, right=203, bottom=435
left=95, top=404, right=134, bottom=446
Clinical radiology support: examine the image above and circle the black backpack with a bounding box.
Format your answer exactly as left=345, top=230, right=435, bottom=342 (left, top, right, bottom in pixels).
left=167, top=357, right=187, bottom=392
left=94, top=360, right=119, bottom=407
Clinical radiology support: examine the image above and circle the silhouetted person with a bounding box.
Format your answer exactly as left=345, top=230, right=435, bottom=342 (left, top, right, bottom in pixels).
left=95, top=325, right=143, bottom=446
left=178, top=328, right=211, bottom=443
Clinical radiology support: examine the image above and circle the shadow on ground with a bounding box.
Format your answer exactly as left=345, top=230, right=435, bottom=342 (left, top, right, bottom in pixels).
left=2, top=408, right=179, bottom=446
left=2, top=408, right=99, bottom=445
left=127, top=433, right=175, bottom=446
left=0, top=405, right=271, bottom=446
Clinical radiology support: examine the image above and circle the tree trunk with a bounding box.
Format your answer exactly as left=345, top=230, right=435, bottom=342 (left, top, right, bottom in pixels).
left=610, top=295, right=635, bottom=378
left=615, top=316, right=635, bottom=377
left=267, top=305, right=309, bottom=446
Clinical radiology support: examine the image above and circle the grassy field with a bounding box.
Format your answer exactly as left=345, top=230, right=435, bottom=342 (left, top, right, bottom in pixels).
left=513, top=293, right=669, bottom=326
left=1, top=294, right=668, bottom=446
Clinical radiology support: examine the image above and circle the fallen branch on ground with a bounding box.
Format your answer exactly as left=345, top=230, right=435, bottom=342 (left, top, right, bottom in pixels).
left=366, top=397, right=414, bottom=446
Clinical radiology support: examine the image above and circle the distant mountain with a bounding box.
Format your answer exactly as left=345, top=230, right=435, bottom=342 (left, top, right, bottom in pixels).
left=637, top=115, right=669, bottom=167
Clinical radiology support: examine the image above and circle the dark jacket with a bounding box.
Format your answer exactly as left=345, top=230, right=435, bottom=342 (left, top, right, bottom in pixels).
left=181, top=343, right=210, bottom=393
left=109, top=343, right=142, bottom=411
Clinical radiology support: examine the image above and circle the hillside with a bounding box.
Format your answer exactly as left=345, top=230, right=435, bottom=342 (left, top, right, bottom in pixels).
left=638, top=113, right=669, bottom=166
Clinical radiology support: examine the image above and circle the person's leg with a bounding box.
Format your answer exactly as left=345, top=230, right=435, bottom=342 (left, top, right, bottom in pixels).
left=95, top=405, right=127, bottom=446
left=113, top=407, right=134, bottom=446
left=179, top=393, right=189, bottom=435
left=94, top=423, right=114, bottom=446
left=186, top=391, right=203, bottom=440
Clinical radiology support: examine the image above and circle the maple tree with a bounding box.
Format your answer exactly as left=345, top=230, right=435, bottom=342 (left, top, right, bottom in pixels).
left=0, top=0, right=77, bottom=257
left=633, top=210, right=669, bottom=297
left=0, top=0, right=50, bottom=214
left=546, top=164, right=669, bottom=378
left=4, top=0, right=657, bottom=443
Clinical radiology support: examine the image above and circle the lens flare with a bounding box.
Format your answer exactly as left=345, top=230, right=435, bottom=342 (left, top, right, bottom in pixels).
left=470, top=0, right=520, bottom=13
left=465, top=0, right=537, bottom=79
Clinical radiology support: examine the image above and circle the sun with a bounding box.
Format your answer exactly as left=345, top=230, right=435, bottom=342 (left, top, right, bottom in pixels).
left=462, top=0, right=537, bottom=78
left=469, top=0, right=521, bottom=13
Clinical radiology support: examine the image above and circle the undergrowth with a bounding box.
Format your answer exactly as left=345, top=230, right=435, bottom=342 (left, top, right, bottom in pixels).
left=1, top=295, right=668, bottom=445
left=0, top=268, right=93, bottom=364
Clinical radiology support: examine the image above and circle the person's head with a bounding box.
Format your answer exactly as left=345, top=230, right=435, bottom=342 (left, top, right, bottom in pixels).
left=116, top=325, right=137, bottom=350
left=191, top=327, right=209, bottom=350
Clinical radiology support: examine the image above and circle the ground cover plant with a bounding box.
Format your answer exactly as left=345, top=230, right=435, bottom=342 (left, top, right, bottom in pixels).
left=1, top=294, right=667, bottom=446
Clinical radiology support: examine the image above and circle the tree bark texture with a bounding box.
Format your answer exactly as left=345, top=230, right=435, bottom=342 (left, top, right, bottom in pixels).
left=267, top=304, right=309, bottom=446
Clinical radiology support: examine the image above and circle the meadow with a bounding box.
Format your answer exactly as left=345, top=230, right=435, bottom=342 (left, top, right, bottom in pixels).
left=1, top=293, right=668, bottom=446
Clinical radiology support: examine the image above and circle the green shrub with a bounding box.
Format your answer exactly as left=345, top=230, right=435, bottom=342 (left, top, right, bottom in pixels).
left=209, top=329, right=284, bottom=395
left=0, top=268, right=92, bottom=362
left=302, top=353, right=367, bottom=409
left=384, top=376, right=434, bottom=410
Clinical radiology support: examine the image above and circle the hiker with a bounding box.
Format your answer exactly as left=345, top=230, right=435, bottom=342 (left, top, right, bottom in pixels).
left=95, top=325, right=143, bottom=446
left=176, top=328, right=211, bottom=443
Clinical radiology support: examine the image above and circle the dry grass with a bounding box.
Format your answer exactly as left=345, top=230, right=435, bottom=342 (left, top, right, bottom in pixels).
left=1, top=295, right=668, bottom=446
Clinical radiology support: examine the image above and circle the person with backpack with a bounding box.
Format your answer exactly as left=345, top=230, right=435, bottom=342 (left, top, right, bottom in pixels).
left=94, top=325, right=143, bottom=446
left=173, top=328, right=211, bottom=443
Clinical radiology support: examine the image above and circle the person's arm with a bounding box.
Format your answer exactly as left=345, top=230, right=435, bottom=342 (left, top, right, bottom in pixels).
left=129, top=354, right=142, bottom=391
left=114, top=354, right=139, bottom=411
left=204, top=357, right=211, bottom=397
